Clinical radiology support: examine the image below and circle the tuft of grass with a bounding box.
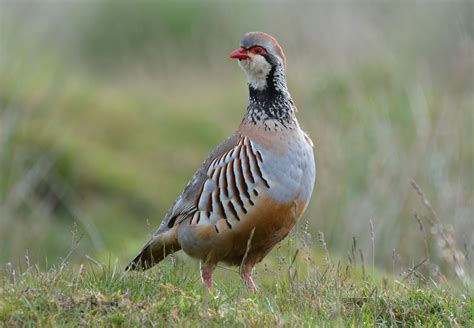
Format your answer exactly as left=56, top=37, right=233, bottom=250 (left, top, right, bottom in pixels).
left=1, top=252, right=472, bottom=326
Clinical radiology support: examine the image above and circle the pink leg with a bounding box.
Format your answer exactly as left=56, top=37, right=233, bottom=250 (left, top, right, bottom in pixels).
left=241, top=271, right=258, bottom=292
left=201, top=264, right=215, bottom=289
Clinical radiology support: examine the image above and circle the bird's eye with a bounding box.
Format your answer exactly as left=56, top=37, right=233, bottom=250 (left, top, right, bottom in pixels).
left=250, top=46, right=266, bottom=55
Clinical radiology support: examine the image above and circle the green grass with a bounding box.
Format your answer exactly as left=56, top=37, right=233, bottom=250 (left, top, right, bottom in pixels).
left=0, top=2, right=473, bottom=325
left=1, top=251, right=472, bottom=326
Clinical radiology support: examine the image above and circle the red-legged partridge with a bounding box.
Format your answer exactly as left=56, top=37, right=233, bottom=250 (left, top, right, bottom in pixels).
left=126, top=32, right=316, bottom=291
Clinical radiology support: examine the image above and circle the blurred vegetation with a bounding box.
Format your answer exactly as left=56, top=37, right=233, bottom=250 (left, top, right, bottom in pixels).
left=0, top=0, right=473, bottom=289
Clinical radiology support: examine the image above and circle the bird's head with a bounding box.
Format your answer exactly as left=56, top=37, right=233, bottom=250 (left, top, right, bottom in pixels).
left=229, top=32, right=287, bottom=91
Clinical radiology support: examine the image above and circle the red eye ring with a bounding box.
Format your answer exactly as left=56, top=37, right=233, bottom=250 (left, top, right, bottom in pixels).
left=249, top=46, right=266, bottom=55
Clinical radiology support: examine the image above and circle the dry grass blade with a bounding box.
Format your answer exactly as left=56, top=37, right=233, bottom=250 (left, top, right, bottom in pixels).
left=240, top=227, right=256, bottom=277
left=402, top=258, right=428, bottom=281
left=317, top=231, right=331, bottom=265
left=359, top=249, right=366, bottom=280
left=410, top=179, right=471, bottom=288
left=369, top=219, right=375, bottom=272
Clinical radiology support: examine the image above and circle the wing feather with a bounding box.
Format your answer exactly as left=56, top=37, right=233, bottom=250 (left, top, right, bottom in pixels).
left=153, top=133, right=242, bottom=235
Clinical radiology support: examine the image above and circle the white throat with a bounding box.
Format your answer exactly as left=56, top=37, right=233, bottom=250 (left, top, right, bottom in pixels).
left=238, top=54, right=272, bottom=91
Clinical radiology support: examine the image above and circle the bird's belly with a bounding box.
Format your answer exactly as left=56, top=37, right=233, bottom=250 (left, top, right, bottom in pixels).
left=177, top=194, right=307, bottom=265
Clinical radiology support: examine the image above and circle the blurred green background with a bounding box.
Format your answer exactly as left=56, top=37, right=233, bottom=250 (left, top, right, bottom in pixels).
left=0, top=1, right=472, bottom=279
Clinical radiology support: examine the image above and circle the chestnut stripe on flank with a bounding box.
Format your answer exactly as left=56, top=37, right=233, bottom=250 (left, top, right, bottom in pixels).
left=213, top=165, right=222, bottom=183
left=224, top=147, right=233, bottom=162
left=246, top=144, right=258, bottom=164
left=242, top=144, right=256, bottom=184
left=205, top=190, right=213, bottom=216
left=231, top=158, right=247, bottom=214
left=246, top=140, right=260, bottom=169
left=227, top=199, right=240, bottom=221
left=246, top=139, right=257, bottom=158
left=195, top=183, right=205, bottom=208
left=221, top=162, right=229, bottom=198
left=255, top=150, right=264, bottom=163
left=226, top=159, right=234, bottom=198
left=215, top=190, right=227, bottom=219
left=235, top=156, right=252, bottom=206
left=209, top=157, right=219, bottom=174
left=211, top=189, right=221, bottom=217
left=195, top=211, right=201, bottom=224
left=190, top=212, right=197, bottom=225
left=218, top=188, right=232, bottom=221
left=228, top=159, right=238, bottom=196
left=247, top=145, right=270, bottom=188
left=229, top=144, right=240, bottom=160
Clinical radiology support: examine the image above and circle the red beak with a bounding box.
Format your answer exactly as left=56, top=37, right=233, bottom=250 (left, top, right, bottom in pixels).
left=229, top=47, right=249, bottom=60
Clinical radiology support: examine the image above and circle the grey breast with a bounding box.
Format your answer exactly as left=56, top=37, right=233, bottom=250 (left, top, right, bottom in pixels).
left=252, top=128, right=315, bottom=205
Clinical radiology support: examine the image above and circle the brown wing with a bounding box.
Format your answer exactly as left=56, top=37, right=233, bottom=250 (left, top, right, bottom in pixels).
left=155, top=133, right=243, bottom=233
left=125, top=133, right=242, bottom=271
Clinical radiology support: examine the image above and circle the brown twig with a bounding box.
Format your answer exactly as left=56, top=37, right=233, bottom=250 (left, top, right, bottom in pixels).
left=402, top=258, right=428, bottom=281
left=240, top=227, right=256, bottom=276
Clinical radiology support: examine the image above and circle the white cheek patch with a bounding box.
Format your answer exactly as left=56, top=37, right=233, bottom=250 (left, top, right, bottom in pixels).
left=238, top=54, right=272, bottom=90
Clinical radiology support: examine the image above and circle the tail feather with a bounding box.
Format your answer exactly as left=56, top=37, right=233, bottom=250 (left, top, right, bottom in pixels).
left=125, top=227, right=180, bottom=271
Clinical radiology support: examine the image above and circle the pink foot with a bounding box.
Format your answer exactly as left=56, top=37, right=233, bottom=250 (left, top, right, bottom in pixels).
left=201, top=265, right=215, bottom=289
left=242, top=272, right=258, bottom=292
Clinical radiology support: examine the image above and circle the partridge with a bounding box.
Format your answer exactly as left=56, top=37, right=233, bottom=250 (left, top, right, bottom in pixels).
left=126, top=32, right=316, bottom=291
